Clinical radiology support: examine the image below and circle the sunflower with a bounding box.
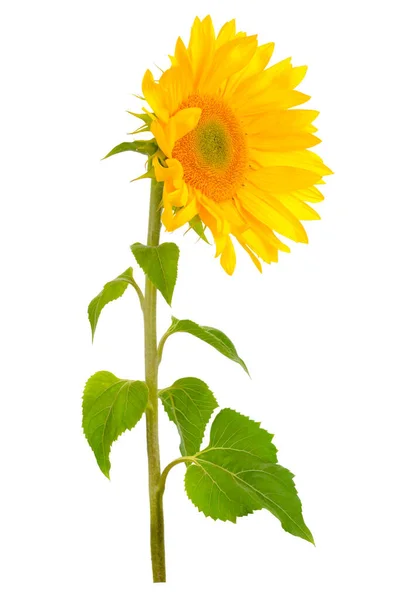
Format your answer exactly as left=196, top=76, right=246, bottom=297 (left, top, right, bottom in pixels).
left=140, top=16, right=331, bottom=274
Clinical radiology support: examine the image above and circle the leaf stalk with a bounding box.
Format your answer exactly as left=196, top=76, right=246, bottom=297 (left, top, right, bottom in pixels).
left=158, top=456, right=193, bottom=496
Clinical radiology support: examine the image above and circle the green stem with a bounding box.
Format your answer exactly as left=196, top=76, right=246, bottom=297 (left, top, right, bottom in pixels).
left=129, top=278, right=145, bottom=312
left=158, top=456, right=193, bottom=497
left=156, top=329, right=170, bottom=365
left=144, top=178, right=165, bottom=583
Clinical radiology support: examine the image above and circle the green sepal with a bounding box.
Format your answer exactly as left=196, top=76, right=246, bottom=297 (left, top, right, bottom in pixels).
left=129, top=124, right=149, bottom=135
left=187, top=215, right=210, bottom=244
left=165, top=317, right=249, bottom=375
left=130, top=242, right=179, bottom=306
left=131, top=167, right=155, bottom=182
left=88, top=267, right=138, bottom=341
left=127, top=111, right=154, bottom=130
left=82, top=371, right=148, bottom=478
left=185, top=408, right=314, bottom=543
left=103, top=139, right=158, bottom=160
left=159, top=378, right=218, bottom=456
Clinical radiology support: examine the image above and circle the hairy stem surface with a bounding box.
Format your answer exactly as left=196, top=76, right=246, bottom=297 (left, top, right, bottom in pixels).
left=144, top=178, right=165, bottom=583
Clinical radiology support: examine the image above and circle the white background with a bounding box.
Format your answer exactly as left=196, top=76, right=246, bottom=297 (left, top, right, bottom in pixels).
left=1, top=0, right=399, bottom=598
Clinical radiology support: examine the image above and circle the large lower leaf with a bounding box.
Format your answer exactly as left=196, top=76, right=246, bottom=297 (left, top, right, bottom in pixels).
left=185, top=408, right=313, bottom=543
left=131, top=242, right=179, bottom=305
left=165, top=317, right=249, bottom=375
left=82, top=371, right=148, bottom=478
left=88, top=267, right=136, bottom=340
left=159, top=378, right=218, bottom=456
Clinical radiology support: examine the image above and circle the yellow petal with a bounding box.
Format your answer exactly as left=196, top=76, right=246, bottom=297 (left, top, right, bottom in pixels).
left=168, top=107, right=202, bottom=152
left=232, top=57, right=292, bottom=105
left=161, top=202, right=174, bottom=230
left=201, top=35, right=258, bottom=93
left=249, top=132, right=321, bottom=152
left=165, top=181, right=189, bottom=208
left=150, top=120, right=170, bottom=156
left=241, top=229, right=278, bottom=264
left=220, top=236, right=236, bottom=275
left=289, top=65, right=308, bottom=88
left=232, top=61, right=309, bottom=112
left=168, top=200, right=198, bottom=231
left=197, top=204, right=217, bottom=238
left=244, top=110, right=319, bottom=135
left=248, top=149, right=333, bottom=177
left=219, top=200, right=247, bottom=229
left=277, top=195, right=321, bottom=220
left=188, top=16, right=216, bottom=88
left=246, top=166, right=322, bottom=193
left=238, top=90, right=311, bottom=114
left=142, top=70, right=169, bottom=123
left=174, top=37, right=192, bottom=75
left=159, top=66, right=192, bottom=115
left=214, top=233, right=228, bottom=257
left=151, top=107, right=202, bottom=157
left=153, top=157, right=183, bottom=183
left=216, top=19, right=236, bottom=47
left=292, top=186, right=325, bottom=202
left=235, top=200, right=291, bottom=253
left=198, top=194, right=230, bottom=234
left=224, top=42, right=275, bottom=98
left=245, top=42, right=275, bottom=78
left=236, top=238, right=263, bottom=272
left=237, top=186, right=308, bottom=243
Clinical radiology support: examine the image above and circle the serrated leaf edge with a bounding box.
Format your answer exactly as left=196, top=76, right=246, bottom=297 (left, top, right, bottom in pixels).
left=159, top=377, right=218, bottom=456
left=82, top=373, right=148, bottom=478
left=88, top=269, right=134, bottom=340
left=183, top=408, right=314, bottom=543
left=130, top=242, right=179, bottom=306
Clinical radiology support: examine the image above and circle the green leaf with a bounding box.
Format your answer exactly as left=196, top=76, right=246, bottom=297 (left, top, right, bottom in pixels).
left=165, top=317, right=249, bottom=375
left=127, top=111, right=153, bottom=131
left=130, top=242, right=179, bottom=305
left=185, top=408, right=314, bottom=543
left=159, top=378, right=218, bottom=456
left=103, top=139, right=158, bottom=159
left=187, top=215, right=210, bottom=244
left=88, top=267, right=137, bottom=341
left=82, top=371, right=148, bottom=478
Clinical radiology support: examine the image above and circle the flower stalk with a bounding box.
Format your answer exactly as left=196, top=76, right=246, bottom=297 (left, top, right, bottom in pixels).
left=143, top=178, right=165, bottom=582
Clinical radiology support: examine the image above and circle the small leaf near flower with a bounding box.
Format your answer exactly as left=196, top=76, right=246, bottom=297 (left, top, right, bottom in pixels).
left=165, top=317, right=249, bottom=375
left=82, top=371, right=148, bottom=478
left=185, top=408, right=314, bottom=543
left=130, top=242, right=179, bottom=306
left=159, top=378, right=218, bottom=456
left=103, top=139, right=158, bottom=160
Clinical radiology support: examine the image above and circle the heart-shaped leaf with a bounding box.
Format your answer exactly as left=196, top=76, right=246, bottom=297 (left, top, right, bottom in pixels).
left=131, top=242, right=179, bottom=305
left=82, top=371, right=148, bottom=478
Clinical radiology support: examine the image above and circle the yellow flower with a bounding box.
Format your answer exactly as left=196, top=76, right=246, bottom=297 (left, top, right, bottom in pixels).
left=141, top=16, right=332, bottom=275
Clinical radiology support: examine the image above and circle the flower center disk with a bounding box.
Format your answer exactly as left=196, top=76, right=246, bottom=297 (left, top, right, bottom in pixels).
left=172, top=94, right=248, bottom=202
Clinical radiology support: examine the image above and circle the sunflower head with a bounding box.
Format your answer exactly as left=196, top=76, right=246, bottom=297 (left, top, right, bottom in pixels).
left=139, top=16, right=331, bottom=274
